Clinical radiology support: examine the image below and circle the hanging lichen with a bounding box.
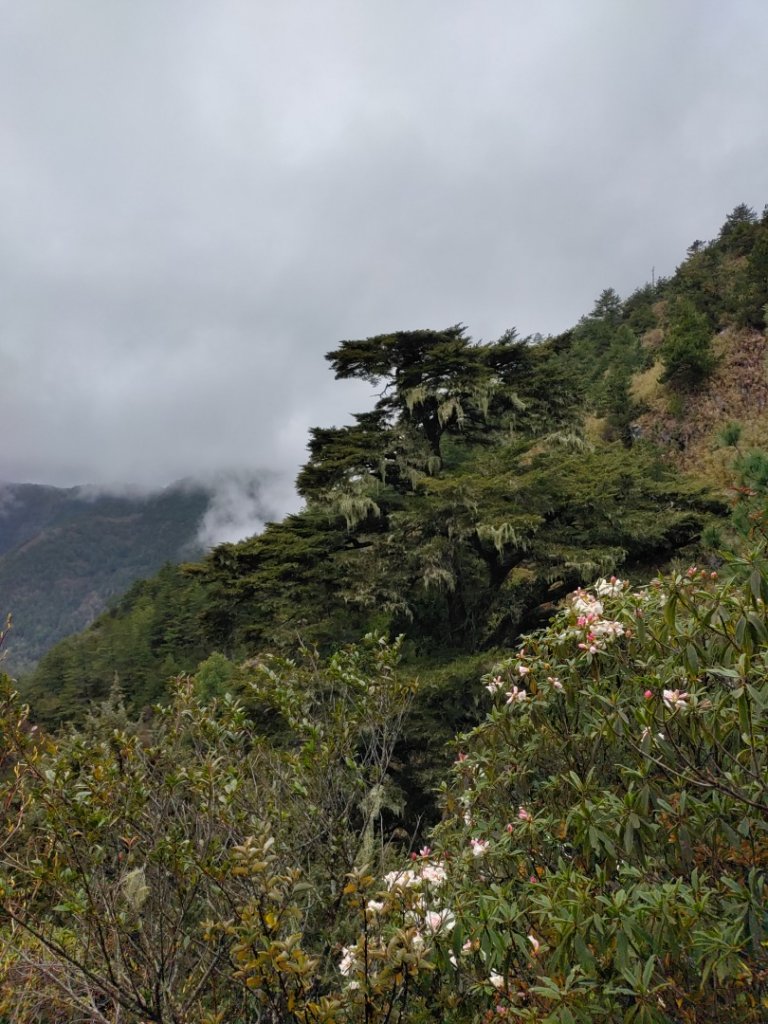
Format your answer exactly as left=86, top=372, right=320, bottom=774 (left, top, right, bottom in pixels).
left=476, top=521, right=528, bottom=557
left=336, top=493, right=381, bottom=530
left=421, top=564, right=456, bottom=592
left=404, top=385, right=428, bottom=413
left=438, top=396, right=464, bottom=428
left=122, top=866, right=149, bottom=912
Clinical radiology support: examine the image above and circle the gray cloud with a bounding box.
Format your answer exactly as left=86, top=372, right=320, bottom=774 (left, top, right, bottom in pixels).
left=196, top=470, right=301, bottom=549
left=1, top=1, right=767, bottom=536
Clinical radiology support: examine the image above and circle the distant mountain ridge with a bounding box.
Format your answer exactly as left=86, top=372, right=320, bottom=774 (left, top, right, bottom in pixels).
left=0, top=481, right=213, bottom=673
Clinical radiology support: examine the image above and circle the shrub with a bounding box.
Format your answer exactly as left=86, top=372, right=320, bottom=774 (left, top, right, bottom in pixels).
left=5, top=535, right=768, bottom=1021
left=660, top=300, right=716, bottom=389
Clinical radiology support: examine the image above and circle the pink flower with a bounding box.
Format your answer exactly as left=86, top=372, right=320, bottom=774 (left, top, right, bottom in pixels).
left=505, top=822, right=514, bottom=834
left=425, top=908, right=455, bottom=933
left=517, top=806, right=532, bottom=822
left=505, top=686, right=528, bottom=704
left=643, top=689, right=653, bottom=700
left=577, top=638, right=602, bottom=655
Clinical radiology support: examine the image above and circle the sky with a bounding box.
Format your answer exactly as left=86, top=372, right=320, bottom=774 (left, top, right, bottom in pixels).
left=1, top=1, right=767, bottom=541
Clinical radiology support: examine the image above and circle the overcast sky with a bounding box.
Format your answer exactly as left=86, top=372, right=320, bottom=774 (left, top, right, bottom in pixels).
left=1, top=1, right=766, bottom=538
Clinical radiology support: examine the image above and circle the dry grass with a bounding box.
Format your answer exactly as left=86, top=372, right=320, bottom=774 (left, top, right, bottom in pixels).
left=631, top=361, right=664, bottom=405
left=583, top=414, right=605, bottom=443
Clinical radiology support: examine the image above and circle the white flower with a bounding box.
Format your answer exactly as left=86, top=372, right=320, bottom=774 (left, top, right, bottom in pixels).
left=489, top=971, right=505, bottom=989
left=505, top=686, right=528, bottom=704
left=571, top=589, right=604, bottom=616
left=420, top=862, right=448, bottom=886
left=663, top=689, right=689, bottom=710
left=425, top=908, right=455, bottom=933
left=517, top=663, right=531, bottom=676
left=366, top=899, right=385, bottom=914
left=547, top=675, right=563, bottom=691
left=339, top=946, right=356, bottom=976
left=595, top=577, right=624, bottom=597
left=470, top=838, right=489, bottom=857
left=591, top=619, right=624, bottom=640
left=528, top=934, right=541, bottom=955
left=384, top=868, right=419, bottom=889
left=485, top=675, right=504, bottom=694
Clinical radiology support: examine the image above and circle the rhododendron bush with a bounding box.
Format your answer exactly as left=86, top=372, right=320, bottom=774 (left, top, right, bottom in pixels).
left=439, top=561, right=768, bottom=1022
left=325, top=552, right=768, bottom=1022
left=3, top=535, right=768, bottom=1021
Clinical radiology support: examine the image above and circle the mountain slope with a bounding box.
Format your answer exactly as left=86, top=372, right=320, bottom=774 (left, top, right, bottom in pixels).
left=21, top=204, right=768, bottom=729
left=0, top=482, right=210, bottom=673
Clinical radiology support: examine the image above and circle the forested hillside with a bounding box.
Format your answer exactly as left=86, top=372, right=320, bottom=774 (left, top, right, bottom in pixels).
left=23, top=204, right=768, bottom=727
left=4, top=484, right=768, bottom=1022
left=0, top=482, right=212, bottom=674
left=3, top=204, right=768, bottom=1022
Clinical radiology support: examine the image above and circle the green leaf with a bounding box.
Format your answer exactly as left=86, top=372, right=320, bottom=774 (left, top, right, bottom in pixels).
left=685, top=643, right=699, bottom=672
left=641, top=954, right=656, bottom=990
left=574, top=931, right=596, bottom=971
left=750, top=568, right=764, bottom=602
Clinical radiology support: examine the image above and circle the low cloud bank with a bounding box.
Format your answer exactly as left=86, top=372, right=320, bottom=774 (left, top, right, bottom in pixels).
left=69, top=468, right=301, bottom=550
left=195, top=470, right=302, bottom=548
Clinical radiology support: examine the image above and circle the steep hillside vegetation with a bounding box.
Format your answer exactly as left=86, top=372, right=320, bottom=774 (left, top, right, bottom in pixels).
left=4, top=204, right=768, bottom=1024
left=4, top=500, right=768, bottom=1023
left=21, top=204, right=768, bottom=733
